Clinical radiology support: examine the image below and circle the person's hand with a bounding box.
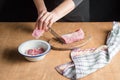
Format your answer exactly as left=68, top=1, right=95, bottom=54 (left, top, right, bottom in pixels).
left=35, top=11, right=59, bottom=31
left=34, top=0, right=75, bottom=31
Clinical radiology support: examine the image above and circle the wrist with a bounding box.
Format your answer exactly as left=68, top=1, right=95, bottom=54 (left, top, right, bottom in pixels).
left=38, top=9, right=47, bottom=15
left=50, top=11, right=62, bottom=22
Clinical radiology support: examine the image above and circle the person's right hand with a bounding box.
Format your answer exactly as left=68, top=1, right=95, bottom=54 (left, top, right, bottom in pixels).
left=35, top=11, right=60, bottom=31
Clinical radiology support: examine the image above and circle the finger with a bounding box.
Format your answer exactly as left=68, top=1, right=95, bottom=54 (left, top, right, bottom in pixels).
left=35, top=19, right=40, bottom=29
left=37, top=11, right=47, bottom=30
left=40, top=12, right=50, bottom=30
left=43, top=21, right=47, bottom=31
left=44, top=15, right=53, bottom=31
left=38, top=19, right=43, bottom=30
left=38, top=11, right=46, bottom=20
left=35, top=22, right=38, bottom=29
left=48, top=18, right=54, bottom=28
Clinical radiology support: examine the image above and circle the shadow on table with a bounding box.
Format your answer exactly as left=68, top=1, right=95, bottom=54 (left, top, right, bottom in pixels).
left=1, top=23, right=34, bottom=34
left=2, top=48, right=27, bottom=63
left=14, top=23, right=33, bottom=33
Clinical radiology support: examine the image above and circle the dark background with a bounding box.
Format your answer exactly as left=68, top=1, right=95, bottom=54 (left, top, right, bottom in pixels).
left=90, top=0, right=120, bottom=21
left=0, top=0, right=37, bottom=22
left=0, top=0, right=120, bottom=22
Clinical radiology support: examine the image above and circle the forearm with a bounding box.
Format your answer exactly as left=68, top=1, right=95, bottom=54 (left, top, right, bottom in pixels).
left=51, top=0, right=75, bottom=19
left=33, top=0, right=47, bottom=14
left=34, top=0, right=84, bottom=30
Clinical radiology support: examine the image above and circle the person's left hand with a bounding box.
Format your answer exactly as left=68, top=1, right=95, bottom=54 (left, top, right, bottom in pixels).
left=35, top=11, right=59, bottom=31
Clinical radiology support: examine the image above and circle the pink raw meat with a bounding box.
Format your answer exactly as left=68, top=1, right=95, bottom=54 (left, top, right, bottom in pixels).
left=32, top=28, right=44, bottom=39
left=26, top=48, right=45, bottom=56
left=61, top=28, right=84, bottom=44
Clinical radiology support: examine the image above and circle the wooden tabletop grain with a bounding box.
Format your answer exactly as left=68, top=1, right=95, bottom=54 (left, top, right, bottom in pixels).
left=0, top=22, right=120, bottom=80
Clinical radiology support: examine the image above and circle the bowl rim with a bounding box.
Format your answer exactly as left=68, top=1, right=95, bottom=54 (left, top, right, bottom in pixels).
left=18, top=40, right=51, bottom=57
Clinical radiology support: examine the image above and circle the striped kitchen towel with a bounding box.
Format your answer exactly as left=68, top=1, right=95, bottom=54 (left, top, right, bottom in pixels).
left=56, top=22, right=120, bottom=80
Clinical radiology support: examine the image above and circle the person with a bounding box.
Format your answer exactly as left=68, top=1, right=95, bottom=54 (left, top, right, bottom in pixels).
left=33, top=0, right=89, bottom=31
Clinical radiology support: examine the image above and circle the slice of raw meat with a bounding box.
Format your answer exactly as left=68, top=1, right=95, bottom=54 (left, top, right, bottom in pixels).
left=26, top=48, right=45, bottom=56
left=61, top=29, right=84, bottom=44
left=32, top=28, right=44, bottom=39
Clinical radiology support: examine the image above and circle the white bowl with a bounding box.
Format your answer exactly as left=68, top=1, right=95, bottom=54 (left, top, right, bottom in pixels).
left=18, top=40, right=51, bottom=61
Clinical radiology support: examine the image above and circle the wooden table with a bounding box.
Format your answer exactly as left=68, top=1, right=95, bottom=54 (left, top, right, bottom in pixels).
left=0, top=22, right=120, bottom=80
